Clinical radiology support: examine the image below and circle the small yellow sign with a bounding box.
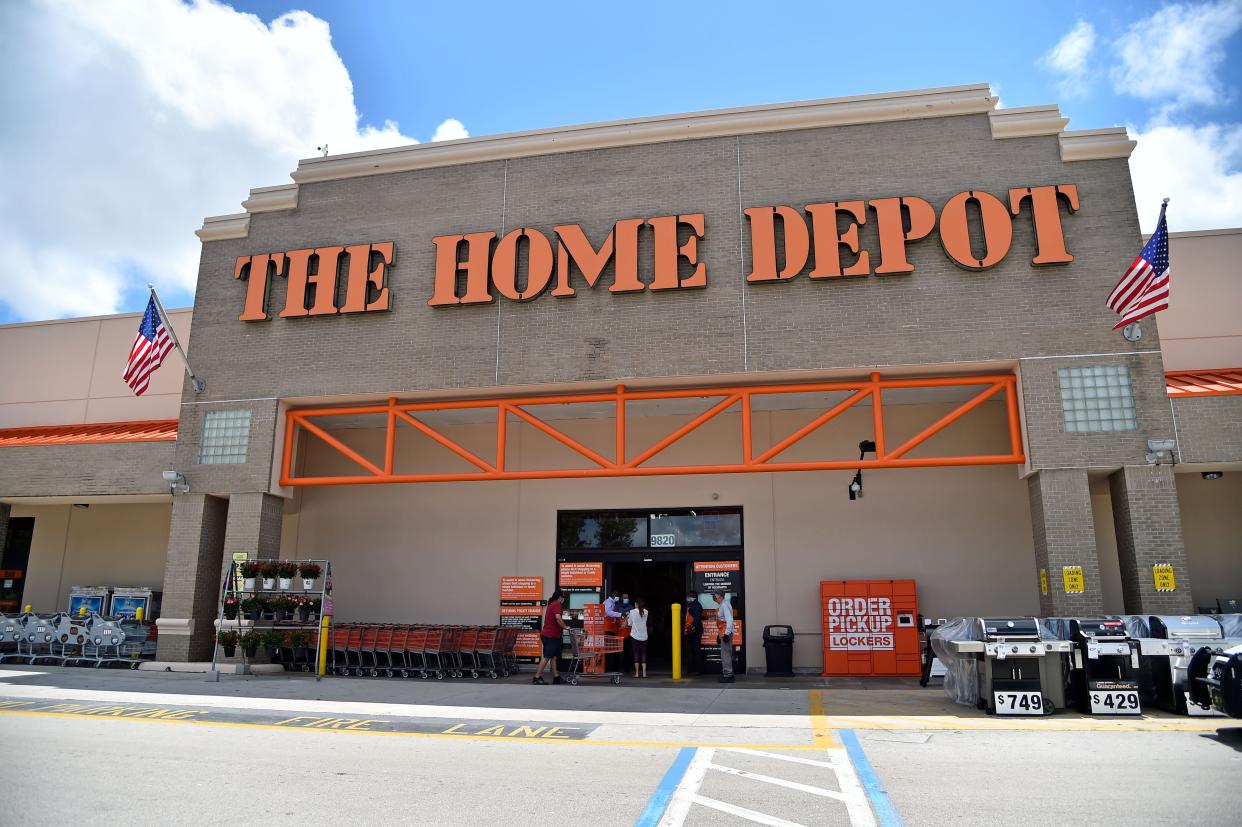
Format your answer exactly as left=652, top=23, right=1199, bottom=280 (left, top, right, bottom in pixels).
left=1062, top=565, right=1085, bottom=594
left=1153, top=563, right=1176, bottom=592
left=1039, top=568, right=1048, bottom=595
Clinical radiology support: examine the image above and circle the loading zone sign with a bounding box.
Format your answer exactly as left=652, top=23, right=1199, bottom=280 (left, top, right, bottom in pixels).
left=826, top=597, right=894, bottom=651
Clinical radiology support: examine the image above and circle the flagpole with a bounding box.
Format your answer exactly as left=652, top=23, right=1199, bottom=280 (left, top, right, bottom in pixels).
left=147, top=283, right=205, bottom=394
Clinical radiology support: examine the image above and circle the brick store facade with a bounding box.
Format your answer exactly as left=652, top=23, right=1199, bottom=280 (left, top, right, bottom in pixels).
left=2, top=84, right=1239, bottom=669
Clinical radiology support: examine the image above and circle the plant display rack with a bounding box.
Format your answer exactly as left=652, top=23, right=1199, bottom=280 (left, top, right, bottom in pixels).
left=210, top=558, right=332, bottom=679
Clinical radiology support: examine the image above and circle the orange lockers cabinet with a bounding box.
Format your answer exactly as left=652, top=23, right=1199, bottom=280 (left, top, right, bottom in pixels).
left=821, top=580, right=919, bottom=676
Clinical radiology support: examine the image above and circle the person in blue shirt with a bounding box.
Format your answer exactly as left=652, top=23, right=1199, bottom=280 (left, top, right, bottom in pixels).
left=684, top=590, right=703, bottom=675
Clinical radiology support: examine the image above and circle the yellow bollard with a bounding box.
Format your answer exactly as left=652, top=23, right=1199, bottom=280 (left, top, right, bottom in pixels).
left=135, top=607, right=144, bottom=622
left=317, top=614, right=331, bottom=677
left=671, top=602, right=682, bottom=681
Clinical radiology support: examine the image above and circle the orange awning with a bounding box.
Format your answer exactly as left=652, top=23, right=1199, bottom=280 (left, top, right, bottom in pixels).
left=1166, top=369, right=1242, bottom=397
left=0, top=419, right=178, bottom=447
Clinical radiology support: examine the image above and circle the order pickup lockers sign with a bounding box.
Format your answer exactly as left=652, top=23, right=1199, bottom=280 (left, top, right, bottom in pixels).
left=821, top=579, right=919, bottom=676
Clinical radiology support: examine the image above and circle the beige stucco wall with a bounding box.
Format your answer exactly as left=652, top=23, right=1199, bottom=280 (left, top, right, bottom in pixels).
left=0, top=308, right=191, bottom=428
left=279, top=399, right=1037, bottom=670
left=11, top=501, right=171, bottom=612
left=1160, top=228, right=1242, bottom=372
left=1176, top=472, right=1242, bottom=611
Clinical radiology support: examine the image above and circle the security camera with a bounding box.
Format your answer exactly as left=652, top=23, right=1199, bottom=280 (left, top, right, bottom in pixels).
left=1147, top=438, right=1177, bottom=453
left=162, top=470, right=189, bottom=494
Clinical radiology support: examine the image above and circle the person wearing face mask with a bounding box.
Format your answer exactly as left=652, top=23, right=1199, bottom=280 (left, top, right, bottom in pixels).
left=683, top=590, right=703, bottom=675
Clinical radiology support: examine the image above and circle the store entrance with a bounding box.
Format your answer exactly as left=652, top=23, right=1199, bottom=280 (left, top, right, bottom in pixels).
left=607, top=560, right=686, bottom=671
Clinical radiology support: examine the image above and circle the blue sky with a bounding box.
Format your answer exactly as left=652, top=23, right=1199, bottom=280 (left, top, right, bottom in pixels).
left=232, top=0, right=1241, bottom=137
left=1, top=0, right=1240, bottom=324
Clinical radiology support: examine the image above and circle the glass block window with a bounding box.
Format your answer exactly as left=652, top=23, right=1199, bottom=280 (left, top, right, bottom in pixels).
left=1057, top=365, right=1137, bottom=433
left=198, top=409, right=251, bottom=464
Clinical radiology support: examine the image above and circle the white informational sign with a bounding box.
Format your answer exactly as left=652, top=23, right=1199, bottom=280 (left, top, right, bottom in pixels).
left=1089, top=690, right=1141, bottom=715
left=826, top=597, right=894, bottom=651
left=994, top=691, right=1044, bottom=715
left=650, top=534, right=676, bottom=547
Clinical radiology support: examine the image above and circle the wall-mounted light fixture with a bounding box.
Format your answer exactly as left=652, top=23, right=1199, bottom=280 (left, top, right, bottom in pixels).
left=849, top=440, right=877, bottom=501
left=161, top=470, right=189, bottom=495
left=1202, top=471, right=1224, bottom=481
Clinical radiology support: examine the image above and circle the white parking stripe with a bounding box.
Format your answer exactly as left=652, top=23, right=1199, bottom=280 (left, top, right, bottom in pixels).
left=658, top=747, right=714, bottom=826
left=722, top=747, right=837, bottom=767
left=688, top=794, right=808, bottom=826
left=705, top=762, right=847, bottom=801
left=829, top=747, right=878, bottom=826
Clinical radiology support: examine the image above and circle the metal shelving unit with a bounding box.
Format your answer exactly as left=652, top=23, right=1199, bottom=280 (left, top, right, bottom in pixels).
left=209, top=558, right=333, bottom=680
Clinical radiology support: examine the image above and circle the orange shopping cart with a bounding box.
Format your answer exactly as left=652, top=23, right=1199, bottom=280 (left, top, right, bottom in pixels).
left=565, top=629, right=624, bottom=686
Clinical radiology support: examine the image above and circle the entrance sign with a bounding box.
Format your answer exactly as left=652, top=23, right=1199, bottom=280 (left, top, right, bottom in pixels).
left=821, top=579, right=919, bottom=676
left=693, top=560, right=740, bottom=594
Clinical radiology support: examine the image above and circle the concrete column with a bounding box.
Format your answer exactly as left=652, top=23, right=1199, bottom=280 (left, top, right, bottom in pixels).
left=1109, top=465, right=1193, bottom=614
left=1028, top=469, right=1104, bottom=616
left=224, top=492, right=284, bottom=559
left=0, top=503, right=10, bottom=563
left=156, top=494, right=228, bottom=661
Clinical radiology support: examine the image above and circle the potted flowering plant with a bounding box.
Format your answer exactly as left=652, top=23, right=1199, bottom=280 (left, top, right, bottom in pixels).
left=276, top=561, right=298, bottom=590
left=259, top=561, right=278, bottom=590
left=306, top=597, right=322, bottom=622
left=298, top=562, right=321, bottom=590
left=239, top=560, right=261, bottom=591
left=217, top=629, right=239, bottom=657
left=240, top=630, right=261, bottom=658
left=271, top=596, right=296, bottom=622
left=241, top=597, right=265, bottom=622
left=289, top=629, right=312, bottom=661
left=260, top=630, right=284, bottom=662
left=222, top=596, right=239, bottom=620
left=291, top=596, right=311, bottom=623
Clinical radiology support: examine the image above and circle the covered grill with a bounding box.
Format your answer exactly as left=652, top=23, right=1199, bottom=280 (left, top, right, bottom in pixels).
left=948, top=617, right=1072, bottom=715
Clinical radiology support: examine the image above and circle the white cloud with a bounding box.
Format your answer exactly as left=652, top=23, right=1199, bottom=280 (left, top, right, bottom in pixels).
left=1112, top=0, right=1242, bottom=109
left=0, top=0, right=466, bottom=321
left=432, top=118, right=470, bottom=142
left=1129, top=122, right=1242, bottom=231
left=1040, top=20, right=1096, bottom=95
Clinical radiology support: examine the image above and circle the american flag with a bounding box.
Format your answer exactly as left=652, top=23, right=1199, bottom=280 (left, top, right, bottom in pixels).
left=122, top=296, right=174, bottom=396
left=1107, top=202, right=1171, bottom=329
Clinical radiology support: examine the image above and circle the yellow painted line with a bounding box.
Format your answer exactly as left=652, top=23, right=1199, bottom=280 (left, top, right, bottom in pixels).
left=808, top=689, right=840, bottom=747
left=0, top=707, right=827, bottom=751
left=818, top=714, right=1241, bottom=733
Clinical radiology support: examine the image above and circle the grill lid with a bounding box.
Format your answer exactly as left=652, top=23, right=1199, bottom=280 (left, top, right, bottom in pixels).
left=1150, top=615, right=1223, bottom=639
left=980, top=617, right=1040, bottom=639
left=1071, top=618, right=1129, bottom=640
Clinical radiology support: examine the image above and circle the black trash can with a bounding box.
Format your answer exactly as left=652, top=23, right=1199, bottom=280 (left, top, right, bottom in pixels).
left=763, top=624, right=795, bottom=677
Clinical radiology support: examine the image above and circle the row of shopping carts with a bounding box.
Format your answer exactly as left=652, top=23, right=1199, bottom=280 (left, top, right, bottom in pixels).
left=0, top=611, right=157, bottom=668
left=329, top=624, right=520, bottom=679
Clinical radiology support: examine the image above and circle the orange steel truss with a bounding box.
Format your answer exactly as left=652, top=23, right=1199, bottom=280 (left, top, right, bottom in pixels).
left=279, top=373, right=1023, bottom=487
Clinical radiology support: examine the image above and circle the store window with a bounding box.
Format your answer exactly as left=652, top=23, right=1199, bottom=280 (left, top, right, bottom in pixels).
left=1056, top=365, right=1138, bottom=433
left=198, top=409, right=252, bottom=464
left=556, top=507, right=742, bottom=550
left=556, top=512, right=646, bottom=549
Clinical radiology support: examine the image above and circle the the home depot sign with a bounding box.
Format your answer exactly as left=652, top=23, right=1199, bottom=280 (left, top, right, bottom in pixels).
left=231, top=185, right=1078, bottom=320
left=826, top=597, right=895, bottom=651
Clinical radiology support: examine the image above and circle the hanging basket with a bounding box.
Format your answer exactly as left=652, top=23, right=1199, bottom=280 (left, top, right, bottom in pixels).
left=302, top=578, right=316, bottom=590
left=242, top=577, right=256, bottom=592
left=278, top=577, right=292, bottom=590
left=223, top=604, right=239, bottom=620
left=242, top=645, right=257, bottom=658
left=222, top=644, right=236, bottom=658
left=261, top=578, right=275, bottom=590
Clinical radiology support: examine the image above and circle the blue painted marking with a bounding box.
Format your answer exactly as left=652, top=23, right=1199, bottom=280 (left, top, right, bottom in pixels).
left=634, top=746, right=696, bottom=826
left=839, top=728, right=903, bottom=827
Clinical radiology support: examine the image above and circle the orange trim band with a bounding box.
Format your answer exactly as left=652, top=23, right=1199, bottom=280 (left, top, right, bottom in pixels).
left=0, top=419, right=178, bottom=447
left=278, top=374, right=1025, bottom=487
